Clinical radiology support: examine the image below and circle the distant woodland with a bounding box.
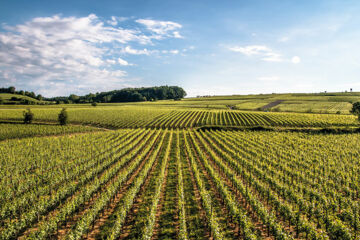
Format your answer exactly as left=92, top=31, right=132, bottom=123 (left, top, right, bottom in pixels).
left=0, top=86, right=187, bottom=104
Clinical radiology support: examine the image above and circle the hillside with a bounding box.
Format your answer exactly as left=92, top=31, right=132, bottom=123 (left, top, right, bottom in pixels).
left=0, top=93, right=47, bottom=105
left=183, top=92, right=360, bottom=114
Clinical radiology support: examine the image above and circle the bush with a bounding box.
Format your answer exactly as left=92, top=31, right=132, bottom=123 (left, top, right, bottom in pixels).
left=58, top=108, right=68, bottom=125
left=91, top=102, right=98, bottom=107
left=272, top=107, right=280, bottom=112
left=23, top=108, right=34, bottom=124
left=10, top=97, right=20, bottom=101
left=350, top=102, right=360, bottom=121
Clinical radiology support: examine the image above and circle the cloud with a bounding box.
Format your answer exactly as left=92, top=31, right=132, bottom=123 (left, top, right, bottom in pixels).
left=291, top=56, right=301, bottom=64
left=228, top=45, right=283, bottom=62
left=0, top=14, right=183, bottom=96
left=136, top=19, right=183, bottom=39
left=122, top=46, right=153, bottom=55
left=117, top=57, right=132, bottom=66
left=107, top=16, right=118, bottom=26
left=107, top=16, right=128, bottom=26
left=106, top=59, right=117, bottom=64
left=162, top=49, right=179, bottom=54
left=170, top=50, right=179, bottom=54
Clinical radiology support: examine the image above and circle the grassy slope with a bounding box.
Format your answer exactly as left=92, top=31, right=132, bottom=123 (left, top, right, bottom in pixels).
left=0, top=93, right=45, bottom=104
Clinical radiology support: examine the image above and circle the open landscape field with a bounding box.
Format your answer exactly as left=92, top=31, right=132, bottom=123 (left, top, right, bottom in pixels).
left=0, top=95, right=360, bottom=240
left=2, top=1, right=360, bottom=239
left=1, top=92, right=359, bottom=129
left=0, top=128, right=360, bottom=240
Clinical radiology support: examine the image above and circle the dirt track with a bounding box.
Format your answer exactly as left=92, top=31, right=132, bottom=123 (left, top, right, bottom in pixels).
left=261, top=100, right=284, bottom=110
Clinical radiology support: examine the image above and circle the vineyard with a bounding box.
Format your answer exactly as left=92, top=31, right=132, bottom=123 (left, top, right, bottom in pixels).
left=0, top=128, right=359, bottom=240
left=0, top=123, right=100, bottom=140
left=0, top=107, right=357, bottom=129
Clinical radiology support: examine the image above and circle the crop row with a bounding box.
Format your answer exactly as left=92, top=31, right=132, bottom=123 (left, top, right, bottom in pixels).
left=1, top=129, right=359, bottom=239
left=0, top=107, right=357, bottom=129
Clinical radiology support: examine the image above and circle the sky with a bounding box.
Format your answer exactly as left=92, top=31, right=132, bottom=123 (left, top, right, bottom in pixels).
left=1, top=0, right=360, bottom=97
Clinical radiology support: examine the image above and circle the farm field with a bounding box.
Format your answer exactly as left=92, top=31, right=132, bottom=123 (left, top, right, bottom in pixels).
left=0, top=106, right=357, bottom=129
left=0, top=128, right=359, bottom=239
left=0, top=94, right=360, bottom=240
left=0, top=123, right=101, bottom=140
left=3, top=1, right=360, bottom=239
left=2, top=92, right=360, bottom=114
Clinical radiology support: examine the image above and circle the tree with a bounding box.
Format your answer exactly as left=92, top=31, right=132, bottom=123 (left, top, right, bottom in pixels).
left=29, top=92, right=36, bottom=98
left=8, top=86, right=16, bottom=94
left=23, top=108, right=34, bottom=124
left=69, top=94, right=80, bottom=103
left=58, top=108, right=68, bottom=125
left=351, top=102, right=360, bottom=121
left=36, top=94, right=43, bottom=101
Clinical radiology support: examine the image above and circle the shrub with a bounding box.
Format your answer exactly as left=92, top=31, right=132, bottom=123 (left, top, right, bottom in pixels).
left=350, top=102, right=360, bottom=121
left=91, top=102, right=98, bottom=107
left=23, top=108, right=34, bottom=124
left=272, top=107, right=280, bottom=112
left=58, top=108, right=68, bottom=125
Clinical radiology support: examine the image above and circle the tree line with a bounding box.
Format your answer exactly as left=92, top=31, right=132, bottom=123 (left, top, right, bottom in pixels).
left=47, top=86, right=187, bottom=104
left=0, top=86, right=186, bottom=105
left=0, top=86, right=43, bottom=100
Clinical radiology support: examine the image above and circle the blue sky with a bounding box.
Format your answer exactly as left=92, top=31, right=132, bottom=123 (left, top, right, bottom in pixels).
left=1, top=0, right=360, bottom=97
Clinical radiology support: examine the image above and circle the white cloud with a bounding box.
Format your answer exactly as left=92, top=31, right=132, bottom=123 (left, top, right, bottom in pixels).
left=117, top=57, right=132, bottom=66
left=122, top=46, right=153, bottom=55
left=107, top=16, right=128, bottom=26
left=229, top=45, right=283, bottom=62
left=107, top=16, right=118, bottom=26
left=0, top=14, right=183, bottom=96
left=106, top=59, right=116, bottom=64
left=136, top=19, right=183, bottom=39
left=291, top=56, right=301, bottom=64
left=173, top=31, right=182, bottom=38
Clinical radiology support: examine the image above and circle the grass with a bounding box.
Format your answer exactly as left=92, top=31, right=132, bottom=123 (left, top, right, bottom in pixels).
left=0, top=93, right=45, bottom=104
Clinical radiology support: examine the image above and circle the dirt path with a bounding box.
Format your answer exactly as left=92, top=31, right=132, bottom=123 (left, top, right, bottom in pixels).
left=261, top=100, right=284, bottom=110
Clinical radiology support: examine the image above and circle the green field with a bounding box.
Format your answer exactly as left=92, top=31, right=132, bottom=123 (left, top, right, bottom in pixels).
left=0, top=123, right=101, bottom=140
left=0, top=104, right=358, bottom=129
left=0, top=93, right=46, bottom=105
left=0, top=94, right=359, bottom=240
left=2, top=91, right=360, bottom=114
